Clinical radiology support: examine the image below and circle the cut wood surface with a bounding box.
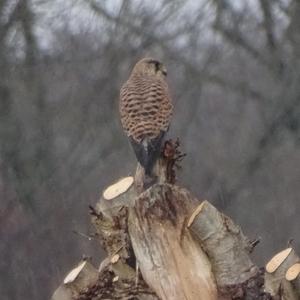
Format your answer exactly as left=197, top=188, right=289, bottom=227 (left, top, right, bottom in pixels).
left=286, top=263, right=300, bottom=297
left=128, top=184, right=217, bottom=300
left=188, top=200, right=258, bottom=287
left=266, top=248, right=293, bottom=273
left=63, top=261, right=91, bottom=284
left=97, top=176, right=137, bottom=219
left=51, top=260, right=98, bottom=300
left=286, top=263, right=300, bottom=281
left=103, top=176, right=134, bottom=200
left=265, top=248, right=300, bottom=299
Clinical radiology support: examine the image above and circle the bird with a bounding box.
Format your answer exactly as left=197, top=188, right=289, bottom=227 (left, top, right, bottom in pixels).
left=119, top=58, right=173, bottom=177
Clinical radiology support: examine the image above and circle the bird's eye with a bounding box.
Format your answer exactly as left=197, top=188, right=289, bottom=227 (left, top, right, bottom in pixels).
left=154, top=61, right=160, bottom=72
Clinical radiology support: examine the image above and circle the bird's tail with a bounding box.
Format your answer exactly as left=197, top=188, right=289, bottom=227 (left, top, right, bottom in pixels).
left=130, top=132, right=165, bottom=176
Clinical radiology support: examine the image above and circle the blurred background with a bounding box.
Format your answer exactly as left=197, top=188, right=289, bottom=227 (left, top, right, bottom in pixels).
left=1, top=0, right=299, bottom=299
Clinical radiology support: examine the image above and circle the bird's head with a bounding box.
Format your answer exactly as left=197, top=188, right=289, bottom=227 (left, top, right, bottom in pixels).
left=132, top=58, right=167, bottom=78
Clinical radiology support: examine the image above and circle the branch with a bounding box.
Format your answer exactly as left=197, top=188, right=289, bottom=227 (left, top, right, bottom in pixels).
left=265, top=248, right=300, bottom=299
left=187, top=201, right=271, bottom=299
left=51, top=260, right=98, bottom=300
left=0, top=0, right=23, bottom=44
left=259, top=0, right=277, bottom=50
left=286, top=263, right=300, bottom=296
left=212, top=0, right=269, bottom=68
left=20, top=0, right=38, bottom=66
left=203, top=73, right=268, bottom=102
left=220, top=93, right=300, bottom=206
left=188, top=201, right=258, bottom=287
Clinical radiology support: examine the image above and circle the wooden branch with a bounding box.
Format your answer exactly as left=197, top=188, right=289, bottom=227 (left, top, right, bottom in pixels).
left=91, top=175, right=136, bottom=260
left=202, top=73, right=267, bottom=102
left=128, top=184, right=217, bottom=300
left=134, top=158, right=168, bottom=192
left=0, top=0, right=24, bottom=44
left=59, top=175, right=159, bottom=300
left=91, top=176, right=137, bottom=276
left=188, top=201, right=258, bottom=286
left=51, top=260, right=98, bottom=300
left=134, top=139, right=182, bottom=192
left=51, top=257, right=158, bottom=300
left=286, top=263, right=300, bottom=296
left=259, top=0, right=276, bottom=50
left=187, top=201, right=268, bottom=299
left=265, top=248, right=300, bottom=299
left=73, top=258, right=158, bottom=300
left=212, top=1, right=269, bottom=69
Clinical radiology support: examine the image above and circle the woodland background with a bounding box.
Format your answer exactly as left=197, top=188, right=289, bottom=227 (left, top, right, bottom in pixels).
left=1, top=0, right=300, bottom=299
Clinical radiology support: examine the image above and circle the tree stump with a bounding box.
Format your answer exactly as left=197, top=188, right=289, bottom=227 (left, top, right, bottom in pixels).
left=50, top=140, right=297, bottom=300
left=128, top=184, right=217, bottom=300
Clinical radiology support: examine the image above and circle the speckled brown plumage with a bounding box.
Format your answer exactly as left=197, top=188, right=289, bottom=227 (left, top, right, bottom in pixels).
left=119, top=58, right=173, bottom=175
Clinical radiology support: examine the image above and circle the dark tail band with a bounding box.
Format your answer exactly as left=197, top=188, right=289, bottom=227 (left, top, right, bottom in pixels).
left=129, top=131, right=165, bottom=175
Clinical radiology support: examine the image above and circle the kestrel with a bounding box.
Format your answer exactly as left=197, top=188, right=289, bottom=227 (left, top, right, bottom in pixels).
left=119, top=58, right=173, bottom=175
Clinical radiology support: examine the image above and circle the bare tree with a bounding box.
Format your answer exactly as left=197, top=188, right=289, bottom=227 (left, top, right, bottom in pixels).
left=1, top=1, right=300, bottom=299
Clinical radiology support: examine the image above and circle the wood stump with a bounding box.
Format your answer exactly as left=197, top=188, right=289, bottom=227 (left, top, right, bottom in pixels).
left=50, top=140, right=298, bottom=300
left=128, top=184, right=217, bottom=300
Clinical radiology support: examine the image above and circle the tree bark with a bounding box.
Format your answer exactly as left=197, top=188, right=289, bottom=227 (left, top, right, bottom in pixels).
left=188, top=200, right=258, bottom=286
left=128, top=184, right=217, bottom=300
left=187, top=201, right=270, bottom=299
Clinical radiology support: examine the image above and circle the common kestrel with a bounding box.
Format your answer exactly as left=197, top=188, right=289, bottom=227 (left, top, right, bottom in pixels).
left=119, top=58, right=173, bottom=175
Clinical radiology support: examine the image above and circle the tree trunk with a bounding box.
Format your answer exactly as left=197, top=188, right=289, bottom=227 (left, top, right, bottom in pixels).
left=128, top=184, right=217, bottom=300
